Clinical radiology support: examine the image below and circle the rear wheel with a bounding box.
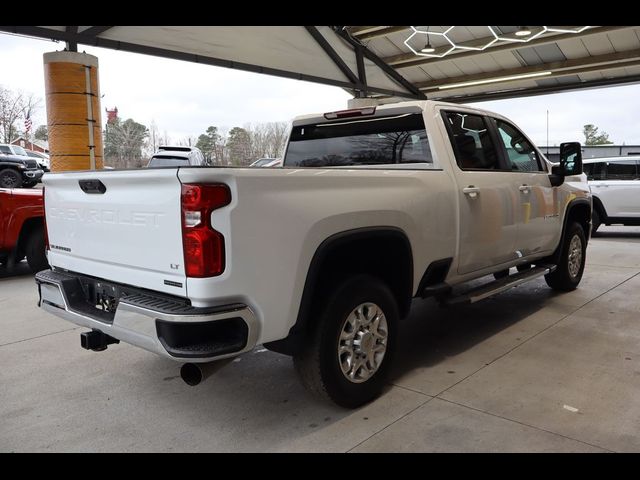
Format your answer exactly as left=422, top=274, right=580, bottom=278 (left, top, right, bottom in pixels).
left=25, top=225, right=49, bottom=273
left=545, top=222, right=586, bottom=291
left=293, top=275, right=398, bottom=408
left=0, top=168, right=22, bottom=189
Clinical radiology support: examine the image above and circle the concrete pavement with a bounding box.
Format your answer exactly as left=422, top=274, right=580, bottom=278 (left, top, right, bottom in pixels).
left=1, top=227, right=639, bottom=452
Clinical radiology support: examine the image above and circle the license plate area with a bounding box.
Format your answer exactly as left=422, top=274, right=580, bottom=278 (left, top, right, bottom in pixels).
left=57, top=276, right=119, bottom=324
left=77, top=278, right=121, bottom=318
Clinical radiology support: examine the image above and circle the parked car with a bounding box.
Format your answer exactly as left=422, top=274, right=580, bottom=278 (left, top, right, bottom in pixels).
left=147, top=146, right=206, bottom=167
left=26, top=150, right=50, bottom=171
left=250, top=158, right=277, bottom=167
left=0, top=143, right=30, bottom=158
left=583, top=156, right=640, bottom=233
left=0, top=187, right=49, bottom=272
left=36, top=100, right=590, bottom=408
left=263, top=158, right=282, bottom=167
left=0, top=153, right=44, bottom=188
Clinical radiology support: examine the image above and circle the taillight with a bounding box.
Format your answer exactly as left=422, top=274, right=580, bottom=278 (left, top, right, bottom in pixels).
left=42, top=186, right=49, bottom=251
left=181, top=184, right=231, bottom=277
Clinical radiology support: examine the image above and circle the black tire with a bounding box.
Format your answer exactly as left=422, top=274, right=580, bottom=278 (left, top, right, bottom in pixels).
left=591, top=209, right=601, bottom=234
left=293, top=274, right=398, bottom=408
left=545, top=222, right=586, bottom=292
left=0, top=168, right=23, bottom=189
left=25, top=225, right=49, bottom=273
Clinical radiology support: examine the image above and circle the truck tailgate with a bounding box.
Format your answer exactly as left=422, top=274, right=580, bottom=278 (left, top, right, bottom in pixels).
left=44, top=169, right=187, bottom=297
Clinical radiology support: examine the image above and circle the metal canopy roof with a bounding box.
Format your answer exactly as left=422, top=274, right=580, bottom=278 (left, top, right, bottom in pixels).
left=2, top=25, right=639, bottom=103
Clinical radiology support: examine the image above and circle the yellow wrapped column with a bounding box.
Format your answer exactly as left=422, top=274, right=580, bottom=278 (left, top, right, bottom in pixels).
left=43, top=51, right=103, bottom=171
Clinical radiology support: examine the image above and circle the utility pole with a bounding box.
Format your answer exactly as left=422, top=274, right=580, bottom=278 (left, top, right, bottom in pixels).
left=546, top=110, right=549, bottom=156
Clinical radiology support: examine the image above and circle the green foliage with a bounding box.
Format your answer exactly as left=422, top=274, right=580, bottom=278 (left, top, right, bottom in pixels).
left=583, top=124, right=613, bottom=145
left=34, top=125, right=48, bottom=141
left=226, top=127, right=252, bottom=165
left=196, top=126, right=222, bottom=163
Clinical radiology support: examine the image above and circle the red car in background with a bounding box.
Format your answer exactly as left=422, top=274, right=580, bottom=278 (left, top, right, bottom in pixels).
left=0, top=188, right=49, bottom=273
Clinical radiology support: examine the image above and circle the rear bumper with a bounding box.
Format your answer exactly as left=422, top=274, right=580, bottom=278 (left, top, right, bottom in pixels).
left=35, top=269, right=259, bottom=362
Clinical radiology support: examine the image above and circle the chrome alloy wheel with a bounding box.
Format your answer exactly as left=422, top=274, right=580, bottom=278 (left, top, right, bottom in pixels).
left=568, top=234, right=583, bottom=278
left=337, top=302, right=388, bottom=384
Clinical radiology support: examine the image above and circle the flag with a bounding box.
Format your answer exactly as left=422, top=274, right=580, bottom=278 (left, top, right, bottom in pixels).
left=25, top=113, right=32, bottom=134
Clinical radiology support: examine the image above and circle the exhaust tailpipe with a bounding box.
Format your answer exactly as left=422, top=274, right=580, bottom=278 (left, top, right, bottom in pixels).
left=180, top=359, right=232, bottom=386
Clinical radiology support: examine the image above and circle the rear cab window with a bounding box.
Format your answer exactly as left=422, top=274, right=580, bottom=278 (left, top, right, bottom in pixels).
left=284, top=113, right=436, bottom=168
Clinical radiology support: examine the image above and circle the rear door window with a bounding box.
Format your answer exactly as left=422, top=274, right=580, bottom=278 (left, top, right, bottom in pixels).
left=442, top=111, right=500, bottom=170
left=284, top=113, right=435, bottom=167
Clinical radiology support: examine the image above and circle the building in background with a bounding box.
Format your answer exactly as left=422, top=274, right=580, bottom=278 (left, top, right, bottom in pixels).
left=11, top=137, right=49, bottom=154
left=541, top=145, right=640, bottom=163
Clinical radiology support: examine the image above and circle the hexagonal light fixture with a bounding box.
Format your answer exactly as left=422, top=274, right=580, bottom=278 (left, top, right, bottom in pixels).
left=546, top=26, right=592, bottom=33
left=405, top=26, right=456, bottom=58
left=446, top=26, right=499, bottom=51
left=490, top=26, right=548, bottom=43
left=404, top=26, right=593, bottom=59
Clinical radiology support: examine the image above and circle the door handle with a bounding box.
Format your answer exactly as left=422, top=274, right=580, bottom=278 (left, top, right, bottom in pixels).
left=463, top=186, right=480, bottom=198
left=519, top=185, right=530, bottom=193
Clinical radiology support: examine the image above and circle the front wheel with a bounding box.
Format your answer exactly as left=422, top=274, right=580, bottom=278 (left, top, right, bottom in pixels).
left=0, top=168, right=23, bottom=189
left=293, top=275, right=398, bottom=408
left=545, top=222, right=586, bottom=291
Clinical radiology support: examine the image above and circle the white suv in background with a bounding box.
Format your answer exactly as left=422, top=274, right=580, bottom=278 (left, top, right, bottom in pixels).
left=147, top=146, right=206, bottom=167
left=583, top=156, right=640, bottom=232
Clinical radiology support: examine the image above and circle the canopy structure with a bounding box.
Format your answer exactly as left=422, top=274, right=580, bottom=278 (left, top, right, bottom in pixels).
left=2, top=26, right=640, bottom=103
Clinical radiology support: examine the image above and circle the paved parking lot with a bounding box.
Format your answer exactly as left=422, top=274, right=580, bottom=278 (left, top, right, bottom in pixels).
left=2, top=227, right=640, bottom=452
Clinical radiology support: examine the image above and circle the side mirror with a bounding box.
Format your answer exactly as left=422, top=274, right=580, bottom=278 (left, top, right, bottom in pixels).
left=550, top=142, right=583, bottom=187
left=559, top=142, right=583, bottom=176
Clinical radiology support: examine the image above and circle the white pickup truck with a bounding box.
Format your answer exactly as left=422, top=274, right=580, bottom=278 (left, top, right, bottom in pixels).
left=36, top=100, right=591, bottom=408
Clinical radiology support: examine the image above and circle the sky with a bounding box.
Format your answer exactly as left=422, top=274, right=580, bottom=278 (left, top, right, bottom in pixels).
left=3, top=32, right=640, bottom=146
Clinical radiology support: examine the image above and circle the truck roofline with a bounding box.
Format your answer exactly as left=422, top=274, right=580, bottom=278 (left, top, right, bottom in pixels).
left=291, top=99, right=515, bottom=126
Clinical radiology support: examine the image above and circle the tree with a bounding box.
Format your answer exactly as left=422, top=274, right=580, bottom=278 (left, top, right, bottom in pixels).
left=244, top=121, right=289, bottom=160
left=583, top=124, right=613, bottom=145
left=104, top=117, right=149, bottom=168
left=0, top=86, right=42, bottom=143
left=196, top=126, right=222, bottom=164
left=34, top=125, right=48, bottom=141
left=148, top=120, right=159, bottom=154
left=226, top=127, right=252, bottom=165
